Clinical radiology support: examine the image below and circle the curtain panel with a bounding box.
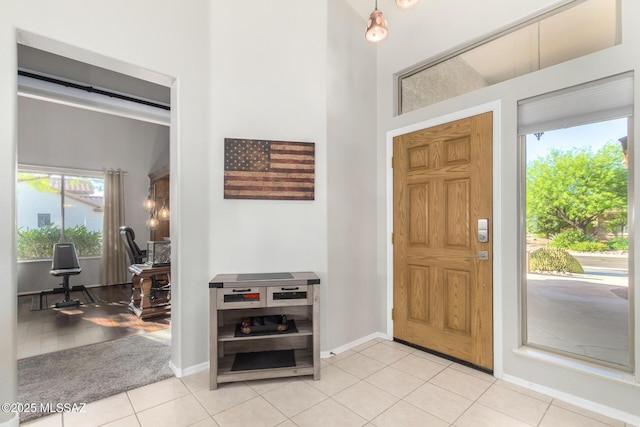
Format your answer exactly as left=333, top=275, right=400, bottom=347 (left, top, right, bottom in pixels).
left=101, top=169, right=127, bottom=285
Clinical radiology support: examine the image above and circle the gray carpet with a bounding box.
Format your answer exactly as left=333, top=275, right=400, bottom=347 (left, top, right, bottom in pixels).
left=18, top=334, right=173, bottom=422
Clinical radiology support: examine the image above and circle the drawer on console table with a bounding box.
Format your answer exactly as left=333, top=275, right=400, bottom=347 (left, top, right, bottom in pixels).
left=217, top=287, right=265, bottom=309
left=266, top=284, right=312, bottom=307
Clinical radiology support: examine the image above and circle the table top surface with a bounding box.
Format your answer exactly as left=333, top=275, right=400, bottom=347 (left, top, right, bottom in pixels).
left=209, top=271, right=320, bottom=288
left=129, top=263, right=171, bottom=275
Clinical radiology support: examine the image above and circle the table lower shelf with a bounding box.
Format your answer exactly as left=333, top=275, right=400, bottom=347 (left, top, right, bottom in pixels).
left=215, top=349, right=315, bottom=384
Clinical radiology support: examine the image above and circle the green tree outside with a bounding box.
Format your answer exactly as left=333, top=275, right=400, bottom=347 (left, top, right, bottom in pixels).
left=17, top=172, right=103, bottom=260
left=17, top=225, right=102, bottom=260
left=526, top=142, right=627, bottom=237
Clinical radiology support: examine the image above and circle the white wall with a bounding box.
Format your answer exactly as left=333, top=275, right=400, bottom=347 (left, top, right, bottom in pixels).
left=376, top=0, right=640, bottom=422
left=208, top=0, right=380, bottom=355
left=17, top=258, right=101, bottom=295
left=208, top=0, right=329, bottom=337
left=326, top=0, right=380, bottom=349
left=209, top=0, right=328, bottom=269
left=0, top=1, right=211, bottom=425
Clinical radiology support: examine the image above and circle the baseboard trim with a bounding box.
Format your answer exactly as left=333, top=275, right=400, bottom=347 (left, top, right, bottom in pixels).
left=502, top=373, right=640, bottom=426
left=170, top=360, right=209, bottom=378
left=321, top=331, right=389, bottom=359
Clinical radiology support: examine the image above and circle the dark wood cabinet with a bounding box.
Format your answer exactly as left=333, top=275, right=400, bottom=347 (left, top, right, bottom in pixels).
left=149, top=166, right=170, bottom=241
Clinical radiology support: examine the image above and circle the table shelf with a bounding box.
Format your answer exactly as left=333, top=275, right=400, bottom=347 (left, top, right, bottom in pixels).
left=217, top=320, right=313, bottom=342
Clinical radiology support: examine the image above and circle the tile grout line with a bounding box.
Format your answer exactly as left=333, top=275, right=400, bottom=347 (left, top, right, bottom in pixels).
left=535, top=399, right=554, bottom=427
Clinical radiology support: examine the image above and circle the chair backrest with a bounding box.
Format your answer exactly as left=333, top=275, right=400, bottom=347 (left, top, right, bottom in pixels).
left=120, top=226, right=145, bottom=264
left=51, top=242, right=80, bottom=271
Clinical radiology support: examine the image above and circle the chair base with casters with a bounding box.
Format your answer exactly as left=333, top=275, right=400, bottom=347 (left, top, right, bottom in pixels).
left=39, top=242, right=97, bottom=310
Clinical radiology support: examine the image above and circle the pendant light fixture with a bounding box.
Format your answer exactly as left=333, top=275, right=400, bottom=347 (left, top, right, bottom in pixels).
left=143, top=188, right=155, bottom=212
left=395, top=0, right=418, bottom=8
left=365, top=0, right=388, bottom=42
left=365, top=0, right=419, bottom=42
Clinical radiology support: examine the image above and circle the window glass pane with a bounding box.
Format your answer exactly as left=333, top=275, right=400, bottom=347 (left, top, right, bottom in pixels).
left=17, top=170, right=104, bottom=260
left=399, top=0, right=618, bottom=114
left=524, top=118, right=630, bottom=368
left=37, top=213, right=51, bottom=227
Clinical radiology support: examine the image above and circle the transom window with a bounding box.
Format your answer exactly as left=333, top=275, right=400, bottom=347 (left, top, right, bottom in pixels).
left=398, top=0, right=619, bottom=114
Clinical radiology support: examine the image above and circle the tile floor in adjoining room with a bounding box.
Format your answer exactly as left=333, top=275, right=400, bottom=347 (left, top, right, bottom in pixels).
left=22, top=338, right=634, bottom=427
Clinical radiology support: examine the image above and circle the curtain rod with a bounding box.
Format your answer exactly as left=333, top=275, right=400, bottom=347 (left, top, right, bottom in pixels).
left=18, top=69, right=170, bottom=111
left=18, top=163, right=128, bottom=177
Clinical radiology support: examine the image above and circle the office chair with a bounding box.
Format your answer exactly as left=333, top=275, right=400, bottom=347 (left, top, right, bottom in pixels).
left=120, top=226, right=169, bottom=302
left=41, top=242, right=96, bottom=309
left=120, top=226, right=146, bottom=265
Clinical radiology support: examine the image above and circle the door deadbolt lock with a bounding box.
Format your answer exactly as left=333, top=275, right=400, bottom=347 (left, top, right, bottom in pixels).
left=478, top=218, right=489, bottom=243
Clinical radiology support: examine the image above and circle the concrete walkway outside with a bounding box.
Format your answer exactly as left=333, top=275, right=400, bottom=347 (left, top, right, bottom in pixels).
left=526, top=253, right=630, bottom=367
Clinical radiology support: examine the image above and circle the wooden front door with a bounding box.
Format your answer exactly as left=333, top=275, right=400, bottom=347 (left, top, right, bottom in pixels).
left=393, top=112, right=493, bottom=370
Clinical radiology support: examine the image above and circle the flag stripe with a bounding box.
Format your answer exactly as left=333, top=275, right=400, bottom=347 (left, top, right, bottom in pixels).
left=271, top=142, right=314, bottom=149
left=225, top=194, right=313, bottom=200
left=225, top=171, right=313, bottom=180
left=225, top=185, right=313, bottom=192
left=271, top=149, right=313, bottom=155
left=224, top=179, right=313, bottom=189
left=225, top=176, right=314, bottom=184
left=270, top=154, right=314, bottom=162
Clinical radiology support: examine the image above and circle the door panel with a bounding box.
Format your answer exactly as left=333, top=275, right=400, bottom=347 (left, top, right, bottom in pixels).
left=393, top=112, right=493, bottom=370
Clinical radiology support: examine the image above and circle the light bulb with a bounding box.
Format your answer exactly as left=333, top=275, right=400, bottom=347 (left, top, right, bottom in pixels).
left=143, top=197, right=155, bottom=212
left=146, top=215, right=159, bottom=230
left=158, top=204, right=170, bottom=221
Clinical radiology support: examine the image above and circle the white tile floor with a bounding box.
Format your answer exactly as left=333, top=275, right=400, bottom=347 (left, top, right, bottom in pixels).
left=22, top=338, right=634, bottom=427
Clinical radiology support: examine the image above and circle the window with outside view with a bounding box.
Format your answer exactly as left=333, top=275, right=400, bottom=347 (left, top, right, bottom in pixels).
left=524, top=118, right=630, bottom=368
left=17, top=169, right=104, bottom=260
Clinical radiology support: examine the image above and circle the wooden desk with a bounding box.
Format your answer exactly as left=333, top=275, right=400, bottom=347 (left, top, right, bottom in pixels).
left=128, top=264, right=171, bottom=319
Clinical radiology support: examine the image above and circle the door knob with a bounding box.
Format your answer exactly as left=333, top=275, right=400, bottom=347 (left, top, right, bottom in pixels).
left=466, top=251, right=489, bottom=261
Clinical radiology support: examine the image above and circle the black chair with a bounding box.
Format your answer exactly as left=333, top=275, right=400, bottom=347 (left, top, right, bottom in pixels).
left=120, top=226, right=169, bottom=302
left=120, top=226, right=146, bottom=265
left=40, top=242, right=95, bottom=309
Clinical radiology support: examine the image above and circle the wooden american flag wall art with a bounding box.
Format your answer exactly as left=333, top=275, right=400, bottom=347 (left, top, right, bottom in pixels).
left=224, top=138, right=315, bottom=200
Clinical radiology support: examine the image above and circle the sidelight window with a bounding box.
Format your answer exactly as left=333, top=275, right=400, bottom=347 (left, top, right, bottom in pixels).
left=519, top=73, right=633, bottom=369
